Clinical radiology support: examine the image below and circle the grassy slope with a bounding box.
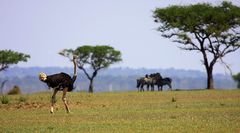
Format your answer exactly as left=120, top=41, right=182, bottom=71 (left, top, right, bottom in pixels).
left=0, top=90, right=239, bottom=133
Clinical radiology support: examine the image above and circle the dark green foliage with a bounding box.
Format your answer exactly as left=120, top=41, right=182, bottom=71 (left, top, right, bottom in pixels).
left=154, top=2, right=240, bottom=35
left=7, top=85, right=21, bottom=95
left=60, top=45, right=122, bottom=69
left=0, top=50, right=30, bottom=71
left=18, top=96, right=27, bottom=103
left=1, top=95, right=9, bottom=104
left=153, top=2, right=240, bottom=89
left=60, top=45, right=122, bottom=93
left=172, top=97, right=176, bottom=102
left=0, top=50, right=29, bottom=95
left=232, top=73, right=240, bottom=88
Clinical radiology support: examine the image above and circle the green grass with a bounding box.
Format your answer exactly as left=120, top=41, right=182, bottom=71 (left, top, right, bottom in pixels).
left=0, top=90, right=239, bottom=133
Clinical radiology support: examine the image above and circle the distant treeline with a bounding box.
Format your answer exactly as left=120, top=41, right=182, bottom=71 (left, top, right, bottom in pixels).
left=0, top=67, right=236, bottom=93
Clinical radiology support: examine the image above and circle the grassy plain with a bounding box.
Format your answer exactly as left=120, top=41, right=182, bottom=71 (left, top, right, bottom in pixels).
left=0, top=90, right=239, bottom=133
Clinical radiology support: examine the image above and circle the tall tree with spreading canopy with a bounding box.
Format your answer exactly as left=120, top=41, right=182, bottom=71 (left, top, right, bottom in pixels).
left=153, top=1, right=240, bottom=89
left=0, top=50, right=30, bottom=93
left=60, top=45, right=122, bottom=93
left=0, top=50, right=30, bottom=71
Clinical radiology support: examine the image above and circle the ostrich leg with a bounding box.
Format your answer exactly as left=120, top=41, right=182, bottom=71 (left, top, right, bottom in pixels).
left=50, top=89, right=58, bottom=114
left=62, top=88, right=70, bottom=113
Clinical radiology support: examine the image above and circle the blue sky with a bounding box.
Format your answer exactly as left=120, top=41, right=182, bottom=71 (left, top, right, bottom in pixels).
left=0, top=0, right=239, bottom=74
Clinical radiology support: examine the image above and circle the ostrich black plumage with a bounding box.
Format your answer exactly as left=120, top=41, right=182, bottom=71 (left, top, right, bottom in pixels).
left=39, top=56, right=77, bottom=113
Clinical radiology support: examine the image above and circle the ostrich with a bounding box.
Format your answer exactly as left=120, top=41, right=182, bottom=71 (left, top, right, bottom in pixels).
left=39, top=56, right=77, bottom=114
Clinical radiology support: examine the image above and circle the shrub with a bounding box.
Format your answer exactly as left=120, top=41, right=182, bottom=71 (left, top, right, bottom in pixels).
left=1, top=95, right=9, bottom=104
left=7, top=85, right=21, bottom=95
left=18, top=96, right=27, bottom=103
left=172, top=97, right=176, bottom=102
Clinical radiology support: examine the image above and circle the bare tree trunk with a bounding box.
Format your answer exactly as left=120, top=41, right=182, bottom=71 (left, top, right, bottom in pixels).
left=88, top=70, right=98, bottom=93
left=206, top=67, right=214, bottom=89
left=89, top=79, right=94, bottom=93
left=80, top=68, right=97, bottom=93
left=199, top=39, right=215, bottom=90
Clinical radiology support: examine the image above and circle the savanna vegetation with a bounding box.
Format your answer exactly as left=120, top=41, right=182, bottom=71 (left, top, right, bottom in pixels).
left=60, top=45, right=122, bottom=93
left=0, top=50, right=30, bottom=94
left=153, top=1, right=240, bottom=89
left=0, top=90, right=239, bottom=132
left=1, top=1, right=240, bottom=133
left=233, top=73, right=240, bottom=88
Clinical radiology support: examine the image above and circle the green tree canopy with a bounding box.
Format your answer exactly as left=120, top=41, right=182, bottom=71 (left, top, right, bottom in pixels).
left=0, top=49, right=30, bottom=94
left=0, top=50, right=30, bottom=71
left=60, top=45, right=122, bottom=93
left=232, top=73, right=240, bottom=88
left=153, top=1, right=240, bottom=89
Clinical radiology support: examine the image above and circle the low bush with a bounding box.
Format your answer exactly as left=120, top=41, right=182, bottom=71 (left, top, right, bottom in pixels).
left=1, top=95, right=9, bottom=104
left=18, top=96, right=27, bottom=103
left=7, top=86, right=21, bottom=95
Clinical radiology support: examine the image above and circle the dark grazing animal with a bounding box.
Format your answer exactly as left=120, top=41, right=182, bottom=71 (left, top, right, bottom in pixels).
left=148, top=73, right=172, bottom=91
left=136, top=73, right=162, bottom=92
left=136, top=77, right=155, bottom=91
left=39, top=56, right=77, bottom=113
left=156, top=77, right=172, bottom=91
left=137, top=73, right=172, bottom=92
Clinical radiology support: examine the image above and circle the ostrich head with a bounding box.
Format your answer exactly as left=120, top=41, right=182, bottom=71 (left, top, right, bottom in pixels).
left=39, top=72, right=47, bottom=81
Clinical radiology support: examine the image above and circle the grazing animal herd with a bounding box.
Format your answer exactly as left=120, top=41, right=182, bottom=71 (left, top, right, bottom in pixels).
left=136, top=73, right=172, bottom=92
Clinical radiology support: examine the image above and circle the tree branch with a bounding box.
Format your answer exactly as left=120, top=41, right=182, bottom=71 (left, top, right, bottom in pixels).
left=78, top=66, right=91, bottom=80
left=206, top=36, right=216, bottom=55
left=162, top=33, right=178, bottom=38
left=0, top=64, right=8, bottom=72
left=178, top=46, right=200, bottom=51
left=219, top=57, right=233, bottom=75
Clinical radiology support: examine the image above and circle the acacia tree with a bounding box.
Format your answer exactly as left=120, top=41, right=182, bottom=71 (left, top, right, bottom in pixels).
left=60, top=45, right=122, bottom=93
left=0, top=50, right=30, bottom=93
left=153, top=2, right=240, bottom=89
